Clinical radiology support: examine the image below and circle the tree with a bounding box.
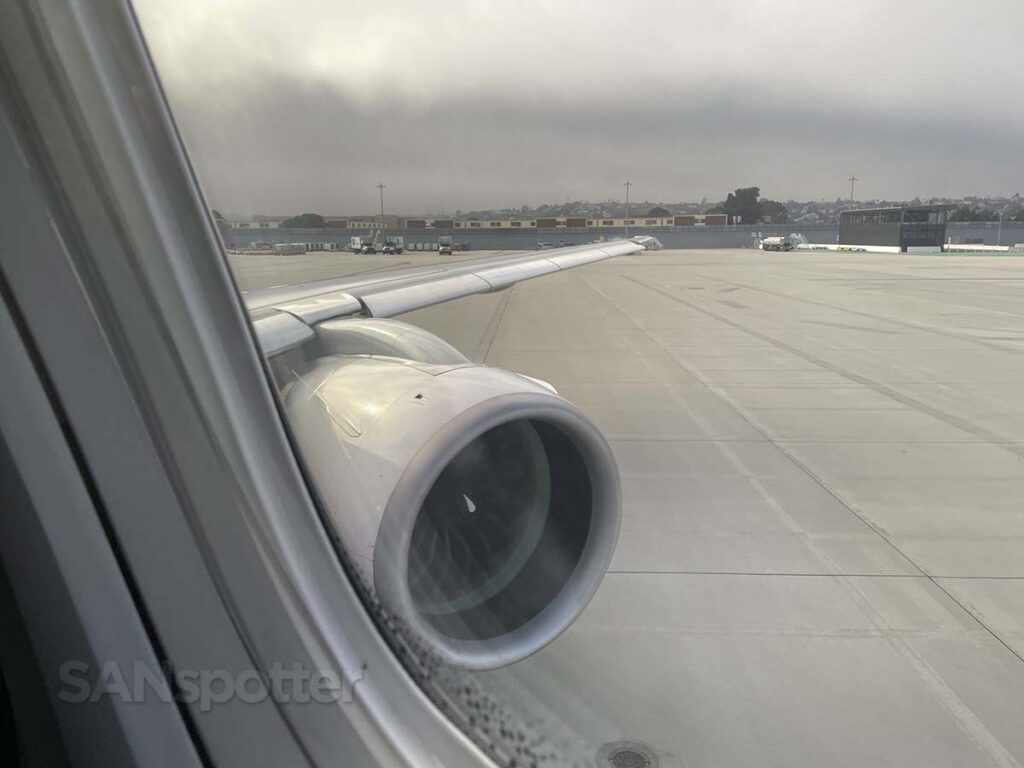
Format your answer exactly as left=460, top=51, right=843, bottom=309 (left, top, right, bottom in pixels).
left=949, top=206, right=998, bottom=222
left=709, top=187, right=789, bottom=224
left=647, top=206, right=671, bottom=217
left=281, top=212, right=326, bottom=228
left=710, top=187, right=766, bottom=224
left=760, top=199, right=789, bottom=223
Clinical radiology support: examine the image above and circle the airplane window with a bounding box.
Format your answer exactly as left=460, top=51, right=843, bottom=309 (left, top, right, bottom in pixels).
left=132, top=1, right=1024, bottom=766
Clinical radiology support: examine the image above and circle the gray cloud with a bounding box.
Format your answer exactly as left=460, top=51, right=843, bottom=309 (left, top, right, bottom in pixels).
left=135, top=0, right=1024, bottom=215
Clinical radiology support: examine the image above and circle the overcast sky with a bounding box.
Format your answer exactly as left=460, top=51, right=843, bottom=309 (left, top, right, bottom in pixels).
left=135, top=0, right=1023, bottom=217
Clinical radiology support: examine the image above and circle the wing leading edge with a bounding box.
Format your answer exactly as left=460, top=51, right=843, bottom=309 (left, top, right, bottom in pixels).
left=246, top=239, right=651, bottom=356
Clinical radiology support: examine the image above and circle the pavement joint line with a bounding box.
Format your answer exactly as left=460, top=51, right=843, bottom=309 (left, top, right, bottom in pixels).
left=634, top=276, right=1024, bottom=456
left=687, top=267, right=1024, bottom=355
left=569, top=627, right=994, bottom=640
left=673, top=316, right=1024, bottom=457
left=607, top=571, right=1024, bottom=580
left=784, top=263, right=1024, bottom=292
left=607, top=270, right=1024, bottom=766
left=620, top=272, right=1024, bottom=676
left=605, top=437, right=1024, bottom=444
left=585, top=273, right=924, bottom=567
left=587, top=278, right=1024, bottom=764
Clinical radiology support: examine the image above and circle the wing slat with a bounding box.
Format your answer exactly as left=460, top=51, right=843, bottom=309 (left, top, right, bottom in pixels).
left=360, top=274, right=492, bottom=318
left=253, top=312, right=316, bottom=355
left=271, top=291, right=363, bottom=324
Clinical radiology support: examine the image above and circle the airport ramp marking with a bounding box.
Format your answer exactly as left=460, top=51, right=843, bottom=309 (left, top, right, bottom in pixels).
left=680, top=272, right=1024, bottom=449
left=693, top=268, right=1024, bottom=355
left=804, top=320, right=900, bottom=335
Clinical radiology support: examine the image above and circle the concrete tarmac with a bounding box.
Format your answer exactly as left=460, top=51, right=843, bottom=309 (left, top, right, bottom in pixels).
left=232, top=248, right=1024, bottom=767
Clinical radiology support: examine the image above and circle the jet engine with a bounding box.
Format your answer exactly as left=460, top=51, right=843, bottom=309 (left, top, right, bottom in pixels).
left=283, top=318, right=620, bottom=669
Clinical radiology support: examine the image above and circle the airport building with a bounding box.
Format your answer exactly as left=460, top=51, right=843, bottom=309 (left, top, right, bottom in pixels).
left=403, top=213, right=727, bottom=230
left=226, top=213, right=731, bottom=232
left=839, top=205, right=953, bottom=251
left=228, top=214, right=284, bottom=230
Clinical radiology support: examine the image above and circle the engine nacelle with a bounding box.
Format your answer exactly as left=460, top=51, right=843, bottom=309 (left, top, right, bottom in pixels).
left=283, top=319, right=620, bottom=669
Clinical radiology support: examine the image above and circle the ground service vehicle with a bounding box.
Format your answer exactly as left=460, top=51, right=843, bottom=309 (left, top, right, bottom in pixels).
left=761, top=235, right=795, bottom=251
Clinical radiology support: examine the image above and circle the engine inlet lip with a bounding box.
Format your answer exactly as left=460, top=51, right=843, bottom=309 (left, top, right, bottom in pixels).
left=374, top=392, right=621, bottom=670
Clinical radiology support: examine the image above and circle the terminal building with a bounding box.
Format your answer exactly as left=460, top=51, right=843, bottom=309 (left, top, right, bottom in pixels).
left=839, top=205, right=953, bottom=251
left=226, top=212, right=730, bottom=232
left=403, top=213, right=727, bottom=230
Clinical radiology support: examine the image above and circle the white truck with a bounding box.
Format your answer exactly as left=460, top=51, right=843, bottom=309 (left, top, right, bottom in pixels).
left=349, top=235, right=377, bottom=255
left=760, top=235, right=796, bottom=252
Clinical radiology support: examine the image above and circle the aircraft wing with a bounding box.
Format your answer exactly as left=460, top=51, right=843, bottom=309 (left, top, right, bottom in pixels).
left=245, top=239, right=650, bottom=356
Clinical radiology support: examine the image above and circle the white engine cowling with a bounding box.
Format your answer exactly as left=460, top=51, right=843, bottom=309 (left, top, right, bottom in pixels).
left=283, top=319, right=621, bottom=669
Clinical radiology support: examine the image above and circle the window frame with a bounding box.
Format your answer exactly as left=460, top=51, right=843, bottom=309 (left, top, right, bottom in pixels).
left=0, top=1, right=495, bottom=765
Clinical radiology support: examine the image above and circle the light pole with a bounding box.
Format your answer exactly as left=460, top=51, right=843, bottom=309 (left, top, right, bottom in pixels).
left=997, top=211, right=1003, bottom=246
left=376, top=183, right=386, bottom=220
left=848, top=174, right=858, bottom=205
left=623, top=180, right=632, bottom=237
